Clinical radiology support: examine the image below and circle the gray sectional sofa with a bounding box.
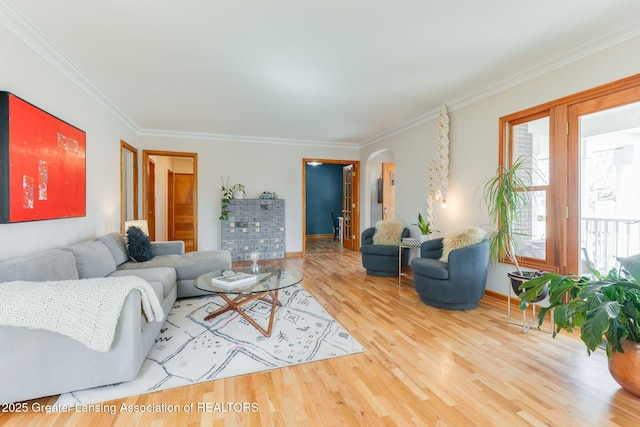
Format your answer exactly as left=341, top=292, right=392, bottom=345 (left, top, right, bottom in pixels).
left=0, top=232, right=231, bottom=404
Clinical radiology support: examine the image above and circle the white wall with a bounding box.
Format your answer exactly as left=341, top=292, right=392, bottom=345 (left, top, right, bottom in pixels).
left=360, top=34, right=640, bottom=295
left=0, top=25, right=138, bottom=261
left=3, top=12, right=640, bottom=295
left=138, top=135, right=358, bottom=253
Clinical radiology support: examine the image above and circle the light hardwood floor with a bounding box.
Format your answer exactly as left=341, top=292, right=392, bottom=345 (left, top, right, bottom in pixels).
left=2, top=244, right=639, bottom=426
left=305, top=235, right=344, bottom=255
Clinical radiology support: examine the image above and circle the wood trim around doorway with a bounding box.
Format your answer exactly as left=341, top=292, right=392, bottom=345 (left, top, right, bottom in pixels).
left=142, top=150, right=199, bottom=251
left=120, top=140, right=138, bottom=233
left=302, top=158, right=361, bottom=256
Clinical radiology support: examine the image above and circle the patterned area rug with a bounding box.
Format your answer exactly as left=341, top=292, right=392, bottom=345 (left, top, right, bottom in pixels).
left=55, top=284, right=365, bottom=406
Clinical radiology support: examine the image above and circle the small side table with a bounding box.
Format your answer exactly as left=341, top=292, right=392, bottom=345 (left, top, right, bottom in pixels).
left=398, top=238, right=422, bottom=288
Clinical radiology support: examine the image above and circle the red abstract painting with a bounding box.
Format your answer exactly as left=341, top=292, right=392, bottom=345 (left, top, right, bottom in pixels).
left=0, top=92, right=86, bottom=223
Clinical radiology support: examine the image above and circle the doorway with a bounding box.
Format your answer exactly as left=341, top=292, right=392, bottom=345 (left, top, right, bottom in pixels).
left=120, top=140, right=138, bottom=233
left=142, top=150, right=198, bottom=252
left=302, top=158, right=361, bottom=255
left=366, top=150, right=396, bottom=226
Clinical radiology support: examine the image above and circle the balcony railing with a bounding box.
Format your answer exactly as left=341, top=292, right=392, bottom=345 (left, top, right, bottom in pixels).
left=581, top=217, right=640, bottom=274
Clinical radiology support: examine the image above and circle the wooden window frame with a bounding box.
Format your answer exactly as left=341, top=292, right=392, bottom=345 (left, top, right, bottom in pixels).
left=498, top=73, right=640, bottom=275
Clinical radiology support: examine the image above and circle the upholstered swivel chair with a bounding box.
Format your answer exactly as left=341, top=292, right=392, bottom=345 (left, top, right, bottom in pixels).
left=411, top=237, right=489, bottom=310
left=360, top=225, right=410, bottom=276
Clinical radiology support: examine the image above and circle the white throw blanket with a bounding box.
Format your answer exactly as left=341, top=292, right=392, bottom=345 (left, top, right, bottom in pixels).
left=0, top=276, right=164, bottom=352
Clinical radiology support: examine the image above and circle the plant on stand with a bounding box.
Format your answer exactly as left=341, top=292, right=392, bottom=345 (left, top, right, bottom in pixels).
left=483, top=155, right=544, bottom=294
left=518, top=256, right=640, bottom=397
left=412, top=213, right=437, bottom=242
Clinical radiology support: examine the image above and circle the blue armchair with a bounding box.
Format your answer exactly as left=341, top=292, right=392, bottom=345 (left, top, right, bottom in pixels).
left=360, top=226, right=410, bottom=276
left=411, top=238, right=489, bottom=310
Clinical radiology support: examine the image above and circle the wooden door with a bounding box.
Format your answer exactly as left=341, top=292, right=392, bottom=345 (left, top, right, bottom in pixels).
left=172, top=173, right=195, bottom=252
left=120, top=141, right=138, bottom=233
left=567, top=87, right=640, bottom=275
left=342, top=163, right=360, bottom=251
left=167, top=170, right=175, bottom=240
left=147, top=159, right=156, bottom=241
left=381, top=162, right=395, bottom=220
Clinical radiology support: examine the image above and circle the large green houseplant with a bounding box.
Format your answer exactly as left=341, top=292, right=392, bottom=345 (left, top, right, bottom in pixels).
left=518, top=256, right=640, bottom=396
left=482, top=156, right=543, bottom=294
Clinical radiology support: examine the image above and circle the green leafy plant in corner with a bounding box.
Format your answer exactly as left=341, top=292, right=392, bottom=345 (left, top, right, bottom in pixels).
left=412, top=213, right=436, bottom=235
left=518, top=255, right=640, bottom=358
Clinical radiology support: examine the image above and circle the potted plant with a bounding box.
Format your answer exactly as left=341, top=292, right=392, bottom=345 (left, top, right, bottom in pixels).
left=412, top=213, right=437, bottom=242
left=482, top=155, right=545, bottom=298
left=518, top=255, right=640, bottom=397
left=219, top=178, right=246, bottom=220
left=231, top=184, right=246, bottom=199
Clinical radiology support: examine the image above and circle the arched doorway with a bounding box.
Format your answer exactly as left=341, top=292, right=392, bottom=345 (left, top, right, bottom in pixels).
left=364, top=149, right=396, bottom=229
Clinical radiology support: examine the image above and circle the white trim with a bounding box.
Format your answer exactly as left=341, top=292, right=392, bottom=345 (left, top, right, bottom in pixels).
left=137, top=128, right=359, bottom=149
left=360, top=110, right=440, bottom=148
left=362, top=17, right=640, bottom=147
left=3, top=0, right=640, bottom=147
left=447, top=17, right=640, bottom=112
left=0, top=1, right=140, bottom=132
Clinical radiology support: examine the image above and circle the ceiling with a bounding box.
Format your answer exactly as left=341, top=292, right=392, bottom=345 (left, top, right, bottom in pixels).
left=3, top=0, right=640, bottom=146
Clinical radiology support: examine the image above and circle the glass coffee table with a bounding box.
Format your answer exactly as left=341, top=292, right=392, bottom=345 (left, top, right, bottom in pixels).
left=194, top=266, right=302, bottom=337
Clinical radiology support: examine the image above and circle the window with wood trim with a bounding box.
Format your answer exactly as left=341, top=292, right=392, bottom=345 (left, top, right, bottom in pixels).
left=499, top=73, right=640, bottom=275
left=500, top=113, right=557, bottom=273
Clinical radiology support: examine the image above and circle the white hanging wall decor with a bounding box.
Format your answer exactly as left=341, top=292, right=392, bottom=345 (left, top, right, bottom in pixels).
left=426, top=104, right=450, bottom=226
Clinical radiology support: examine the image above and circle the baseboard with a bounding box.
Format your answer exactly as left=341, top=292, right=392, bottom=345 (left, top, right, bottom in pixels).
left=305, top=234, right=333, bottom=239
left=484, top=289, right=519, bottom=308
left=286, top=251, right=303, bottom=258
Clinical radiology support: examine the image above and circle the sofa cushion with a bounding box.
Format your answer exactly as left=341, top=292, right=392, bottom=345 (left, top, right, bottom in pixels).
left=96, top=233, right=129, bottom=265
left=126, top=226, right=154, bottom=262
left=118, top=251, right=232, bottom=282
left=109, top=267, right=176, bottom=301
left=440, top=227, right=486, bottom=262
left=65, top=241, right=117, bottom=279
left=360, top=244, right=400, bottom=256
left=373, top=221, right=404, bottom=245
left=411, top=258, right=449, bottom=280
left=0, top=249, right=79, bottom=282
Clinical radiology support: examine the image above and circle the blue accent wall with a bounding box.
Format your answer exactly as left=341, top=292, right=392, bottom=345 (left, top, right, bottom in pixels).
left=306, top=164, right=344, bottom=235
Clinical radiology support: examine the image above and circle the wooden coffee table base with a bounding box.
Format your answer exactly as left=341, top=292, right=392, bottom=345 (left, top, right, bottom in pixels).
left=204, top=289, right=282, bottom=337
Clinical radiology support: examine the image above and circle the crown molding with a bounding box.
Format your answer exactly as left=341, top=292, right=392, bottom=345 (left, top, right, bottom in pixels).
left=0, top=0, right=140, bottom=132
left=3, top=0, right=640, bottom=149
left=362, top=16, right=640, bottom=147
left=446, top=16, right=640, bottom=112
left=359, top=110, right=440, bottom=148
left=137, top=128, right=360, bottom=149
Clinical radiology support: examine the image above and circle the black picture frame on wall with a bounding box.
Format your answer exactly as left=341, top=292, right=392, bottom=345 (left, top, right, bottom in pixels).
left=0, top=96, right=8, bottom=222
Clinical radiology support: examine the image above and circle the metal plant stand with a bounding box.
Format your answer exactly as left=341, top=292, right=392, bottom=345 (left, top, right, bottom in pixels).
left=507, top=277, right=553, bottom=334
